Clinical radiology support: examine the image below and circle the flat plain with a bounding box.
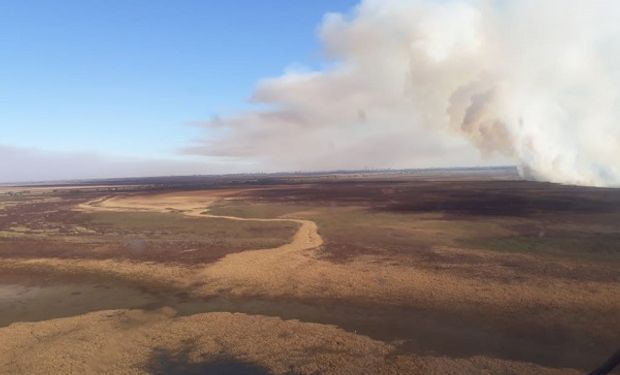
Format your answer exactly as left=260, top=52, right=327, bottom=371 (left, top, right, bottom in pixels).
left=0, top=170, right=618, bottom=374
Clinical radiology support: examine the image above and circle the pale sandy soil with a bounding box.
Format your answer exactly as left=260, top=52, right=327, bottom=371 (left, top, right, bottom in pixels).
left=83, top=193, right=620, bottom=320
left=0, top=308, right=578, bottom=375
left=0, top=190, right=617, bottom=373
left=1, top=191, right=618, bottom=319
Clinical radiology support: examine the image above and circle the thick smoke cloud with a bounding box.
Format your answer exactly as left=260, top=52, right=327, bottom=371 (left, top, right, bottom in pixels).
left=188, top=0, right=620, bottom=186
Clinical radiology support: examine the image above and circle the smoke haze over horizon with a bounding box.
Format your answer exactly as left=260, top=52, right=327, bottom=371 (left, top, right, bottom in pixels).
left=2, top=0, right=619, bottom=186
left=186, top=0, right=620, bottom=187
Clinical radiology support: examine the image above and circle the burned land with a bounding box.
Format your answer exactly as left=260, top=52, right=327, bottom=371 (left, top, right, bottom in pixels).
left=0, top=172, right=618, bottom=374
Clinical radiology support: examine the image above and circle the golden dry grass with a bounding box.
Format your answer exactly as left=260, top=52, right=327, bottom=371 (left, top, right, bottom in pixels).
left=0, top=308, right=579, bottom=375
left=15, top=191, right=616, bottom=321
left=0, top=188, right=617, bottom=373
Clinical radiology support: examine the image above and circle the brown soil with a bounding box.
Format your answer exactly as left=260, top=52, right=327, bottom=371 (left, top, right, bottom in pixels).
left=0, top=179, right=618, bottom=374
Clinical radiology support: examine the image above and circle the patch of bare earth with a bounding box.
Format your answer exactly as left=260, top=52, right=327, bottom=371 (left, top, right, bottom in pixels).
left=0, top=184, right=618, bottom=373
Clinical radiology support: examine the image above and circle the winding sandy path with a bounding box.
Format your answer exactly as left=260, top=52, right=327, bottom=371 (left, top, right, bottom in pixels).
left=79, top=192, right=323, bottom=255
left=72, top=192, right=327, bottom=295
left=0, top=191, right=616, bottom=374
left=2, top=190, right=618, bottom=335
left=0, top=190, right=618, bottom=374
left=197, top=208, right=322, bottom=257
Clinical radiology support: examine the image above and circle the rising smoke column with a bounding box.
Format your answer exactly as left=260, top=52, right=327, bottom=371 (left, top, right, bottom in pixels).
left=424, top=0, right=620, bottom=186
left=189, top=0, right=620, bottom=187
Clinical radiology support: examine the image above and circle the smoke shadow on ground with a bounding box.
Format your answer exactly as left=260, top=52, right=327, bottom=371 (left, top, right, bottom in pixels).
left=145, top=342, right=274, bottom=375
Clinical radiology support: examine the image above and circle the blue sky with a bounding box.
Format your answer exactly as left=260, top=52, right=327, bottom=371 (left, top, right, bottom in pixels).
left=0, top=0, right=357, bottom=161
left=0, top=0, right=524, bottom=183
left=1, top=1, right=615, bottom=186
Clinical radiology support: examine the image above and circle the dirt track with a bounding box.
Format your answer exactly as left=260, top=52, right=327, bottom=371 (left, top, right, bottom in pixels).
left=0, top=189, right=617, bottom=373
left=1, top=191, right=617, bottom=316
left=85, top=192, right=323, bottom=254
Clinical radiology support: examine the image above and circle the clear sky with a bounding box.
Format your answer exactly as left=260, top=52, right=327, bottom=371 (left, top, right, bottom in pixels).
left=0, top=0, right=357, bottom=181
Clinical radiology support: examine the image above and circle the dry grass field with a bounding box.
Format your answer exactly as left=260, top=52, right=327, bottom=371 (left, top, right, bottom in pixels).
left=0, top=174, right=618, bottom=374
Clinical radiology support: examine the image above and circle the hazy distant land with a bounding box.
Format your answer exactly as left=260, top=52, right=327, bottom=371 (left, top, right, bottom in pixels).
left=0, top=168, right=617, bottom=374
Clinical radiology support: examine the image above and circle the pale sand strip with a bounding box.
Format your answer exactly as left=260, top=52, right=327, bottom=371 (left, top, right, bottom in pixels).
left=0, top=190, right=617, bottom=318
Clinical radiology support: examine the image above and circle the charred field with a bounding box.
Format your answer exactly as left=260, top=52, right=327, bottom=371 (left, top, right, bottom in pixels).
left=0, top=170, right=618, bottom=375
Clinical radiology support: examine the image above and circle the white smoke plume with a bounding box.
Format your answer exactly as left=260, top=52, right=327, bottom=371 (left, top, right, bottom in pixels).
left=188, top=0, right=620, bottom=187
